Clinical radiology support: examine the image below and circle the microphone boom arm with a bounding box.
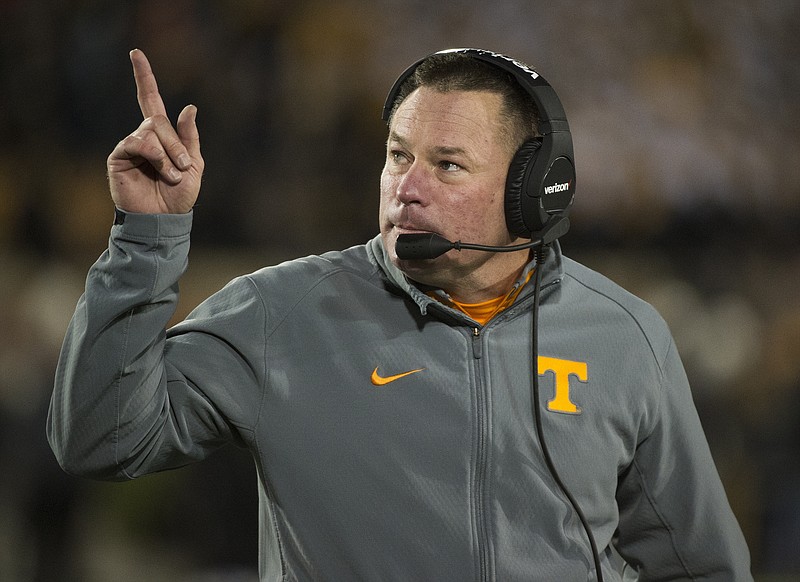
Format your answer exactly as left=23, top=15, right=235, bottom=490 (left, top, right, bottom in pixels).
left=395, top=216, right=569, bottom=260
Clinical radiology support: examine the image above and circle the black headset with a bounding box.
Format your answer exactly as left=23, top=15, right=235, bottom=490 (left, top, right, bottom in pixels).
left=382, top=48, right=576, bottom=242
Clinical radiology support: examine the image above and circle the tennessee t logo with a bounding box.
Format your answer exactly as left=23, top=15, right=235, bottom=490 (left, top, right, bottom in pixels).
left=537, top=356, right=588, bottom=414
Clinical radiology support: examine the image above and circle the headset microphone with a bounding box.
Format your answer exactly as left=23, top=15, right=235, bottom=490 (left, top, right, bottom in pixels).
left=395, top=216, right=570, bottom=260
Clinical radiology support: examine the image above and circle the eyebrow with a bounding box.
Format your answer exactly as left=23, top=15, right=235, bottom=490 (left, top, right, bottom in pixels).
left=388, top=131, right=470, bottom=159
left=387, top=131, right=408, bottom=149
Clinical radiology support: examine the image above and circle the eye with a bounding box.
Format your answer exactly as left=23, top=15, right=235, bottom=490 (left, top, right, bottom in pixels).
left=389, top=150, right=410, bottom=165
left=438, top=160, right=463, bottom=172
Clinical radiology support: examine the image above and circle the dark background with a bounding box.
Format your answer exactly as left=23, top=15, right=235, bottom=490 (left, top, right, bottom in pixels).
left=1, top=1, right=798, bottom=580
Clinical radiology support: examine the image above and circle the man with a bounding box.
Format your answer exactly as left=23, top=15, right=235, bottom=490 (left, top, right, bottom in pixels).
left=48, top=48, right=752, bottom=581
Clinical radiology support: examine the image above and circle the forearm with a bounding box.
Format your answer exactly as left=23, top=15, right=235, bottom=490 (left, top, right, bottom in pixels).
left=47, top=211, right=193, bottom=480
left=615, top=340, right=752, bottom=580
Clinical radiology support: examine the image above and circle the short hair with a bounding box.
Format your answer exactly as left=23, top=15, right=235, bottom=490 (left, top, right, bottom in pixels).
left=385, top=52, right=540, bottom=153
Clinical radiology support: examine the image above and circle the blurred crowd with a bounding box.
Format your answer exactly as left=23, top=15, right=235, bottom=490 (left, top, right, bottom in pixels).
left=1, top=0, right=798, bottom=580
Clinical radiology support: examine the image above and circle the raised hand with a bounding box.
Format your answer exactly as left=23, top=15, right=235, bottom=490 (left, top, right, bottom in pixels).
left=107, top=49, right=204, bottom=214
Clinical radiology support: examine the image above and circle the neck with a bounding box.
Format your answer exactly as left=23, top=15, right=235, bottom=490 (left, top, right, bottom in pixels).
left=426, top=249, right=531, bottom=303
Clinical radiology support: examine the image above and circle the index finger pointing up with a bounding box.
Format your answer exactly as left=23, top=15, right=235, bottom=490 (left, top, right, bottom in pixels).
left=130, top=49, right=167, bottom=119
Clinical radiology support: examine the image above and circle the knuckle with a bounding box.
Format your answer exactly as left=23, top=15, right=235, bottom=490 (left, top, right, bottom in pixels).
left=151, top=151, right=169, bottom=170
left=166, top=139, right=185, bottom=155
left=149, top=113, right=170, bottom=128
left=123, top=133, right=142, bottom=147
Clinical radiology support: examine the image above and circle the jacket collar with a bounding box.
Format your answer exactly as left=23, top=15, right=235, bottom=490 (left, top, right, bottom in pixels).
left=366, top=235, right=564, bottom=317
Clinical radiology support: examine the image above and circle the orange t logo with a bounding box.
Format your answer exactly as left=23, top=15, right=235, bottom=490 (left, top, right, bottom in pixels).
left=537, top=356, right=588, bottom=414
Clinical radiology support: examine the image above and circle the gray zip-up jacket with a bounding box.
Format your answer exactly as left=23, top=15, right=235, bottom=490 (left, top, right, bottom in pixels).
left=48, top=211, right=752, bottom=581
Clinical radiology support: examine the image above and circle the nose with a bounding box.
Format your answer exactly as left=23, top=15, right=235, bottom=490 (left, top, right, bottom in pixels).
left=395, top=161, right=430, bottom=207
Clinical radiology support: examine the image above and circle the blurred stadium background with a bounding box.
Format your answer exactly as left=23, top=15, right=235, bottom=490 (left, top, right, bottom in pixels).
left=1, top=1, right=798, bottom=580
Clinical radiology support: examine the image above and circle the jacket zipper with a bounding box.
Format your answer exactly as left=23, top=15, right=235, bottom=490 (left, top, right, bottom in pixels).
left=471, top=326, right=490, bottom=581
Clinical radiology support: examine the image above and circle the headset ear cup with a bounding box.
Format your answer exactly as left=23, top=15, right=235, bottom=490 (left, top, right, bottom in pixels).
left=505, top=139, right=542, bottom=238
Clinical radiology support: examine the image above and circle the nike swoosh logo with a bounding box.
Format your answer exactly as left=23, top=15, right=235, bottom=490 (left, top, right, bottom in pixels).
left=371, top=366, right=425, bottom=386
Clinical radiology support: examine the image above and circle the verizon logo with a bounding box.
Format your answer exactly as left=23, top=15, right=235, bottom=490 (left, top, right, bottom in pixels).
left=544, top=181, right=571, bottom=195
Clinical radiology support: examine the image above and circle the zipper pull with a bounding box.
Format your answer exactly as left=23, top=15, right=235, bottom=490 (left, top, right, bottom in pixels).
left=472, top=327, right=482, bottom=359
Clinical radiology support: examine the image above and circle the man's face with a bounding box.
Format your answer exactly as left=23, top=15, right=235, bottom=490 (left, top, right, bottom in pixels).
left=379, top=87, right=526, bottom=298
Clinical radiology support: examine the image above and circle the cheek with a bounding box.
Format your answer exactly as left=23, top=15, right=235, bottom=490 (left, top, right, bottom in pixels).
left=452, top=189, right=508, bottom=239
left=470, top=182, right=503, bottom=212
left=378, top=169, right=394, bottom=226
left=379, top=168, right=395, bottom=201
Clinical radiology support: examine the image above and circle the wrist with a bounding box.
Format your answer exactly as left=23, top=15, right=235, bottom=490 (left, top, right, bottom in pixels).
left=112, top=207, right=193, bottom=238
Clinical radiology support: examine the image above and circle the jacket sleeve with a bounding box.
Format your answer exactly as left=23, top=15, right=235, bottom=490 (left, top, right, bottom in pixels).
left=47, top=211, right=264, bottom=481
left=614, top=337, right=753, bottom=581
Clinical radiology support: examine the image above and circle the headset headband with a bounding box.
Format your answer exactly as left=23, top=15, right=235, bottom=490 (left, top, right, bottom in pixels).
left=382, top=48, right=570, bottom=135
